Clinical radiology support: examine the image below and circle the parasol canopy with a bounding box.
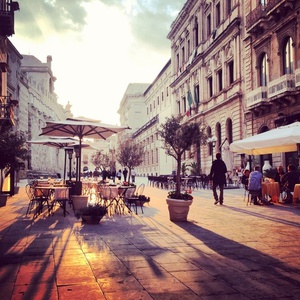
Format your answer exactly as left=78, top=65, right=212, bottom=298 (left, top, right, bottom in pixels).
left=39, top=117, right=129, bottom=188
left=28, top=137, right=79, bottom=180
left=229, top=122, right=300, bottom=155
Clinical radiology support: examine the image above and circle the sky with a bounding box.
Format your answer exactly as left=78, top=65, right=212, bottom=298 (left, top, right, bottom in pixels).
left=10, top=0, right=186, bottom=125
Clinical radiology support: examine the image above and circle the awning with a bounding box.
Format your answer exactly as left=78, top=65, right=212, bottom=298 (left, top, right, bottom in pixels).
left=229, top=122, right=300, bottom=155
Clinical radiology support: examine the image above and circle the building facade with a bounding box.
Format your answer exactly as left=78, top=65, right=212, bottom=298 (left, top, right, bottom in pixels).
left=244, top=0, right=300, bottom=169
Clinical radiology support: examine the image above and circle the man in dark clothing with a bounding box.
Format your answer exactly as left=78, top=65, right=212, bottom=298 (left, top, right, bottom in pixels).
left=281, top=164, right=300, bottom=204
left=209, top=152, right=228, bottom=205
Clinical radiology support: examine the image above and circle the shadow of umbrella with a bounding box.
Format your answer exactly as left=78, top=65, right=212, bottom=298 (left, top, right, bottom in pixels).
left=39, top=117, right=130, bottom=194
left=27, top=137, right=78, bottom=180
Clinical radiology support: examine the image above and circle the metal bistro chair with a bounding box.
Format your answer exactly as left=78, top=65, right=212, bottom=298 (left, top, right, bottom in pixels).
left=124, top=184, right=146, bottom=214
left=25, top=184, right=52, bottom=217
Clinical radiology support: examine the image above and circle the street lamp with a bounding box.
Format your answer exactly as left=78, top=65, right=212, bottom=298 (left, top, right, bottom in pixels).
left=208, top=136, right=217, bottom=163
left=64, top=147, right=73, bottom=181
left=74, top=145, right=80, bottom=181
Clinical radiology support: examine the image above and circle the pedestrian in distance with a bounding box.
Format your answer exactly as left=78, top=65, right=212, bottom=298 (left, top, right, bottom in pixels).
left=123, top=168, right=128, bottom=182
left=209, top=152, right=228, bottom=205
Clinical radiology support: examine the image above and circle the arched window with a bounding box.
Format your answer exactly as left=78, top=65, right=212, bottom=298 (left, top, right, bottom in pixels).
left=283, top=37, right=294, bottom=74
left=260, top=53, right=268, bottom=86
left=226, top=118, right=233, bottom=144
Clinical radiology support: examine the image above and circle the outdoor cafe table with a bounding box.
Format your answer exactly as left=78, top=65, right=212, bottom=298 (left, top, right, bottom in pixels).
left=103, top=185, right=135, bottom=214
left=34, top=186, right=70, bottom=217
left=293, top=184, right=300, bottom=205
left=261, top=182, right=280, bottom=203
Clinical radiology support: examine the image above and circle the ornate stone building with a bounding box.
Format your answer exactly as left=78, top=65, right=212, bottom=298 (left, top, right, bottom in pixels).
left=243, top=0, right=300, bottom=169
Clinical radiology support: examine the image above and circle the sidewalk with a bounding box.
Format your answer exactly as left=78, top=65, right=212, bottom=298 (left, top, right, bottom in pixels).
left=0, top=178, right=300, bottom=299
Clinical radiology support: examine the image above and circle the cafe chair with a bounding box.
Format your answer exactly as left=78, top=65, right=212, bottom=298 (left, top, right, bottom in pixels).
left=25, top=184, right=52, bottom=218
left=124, top=184, right=145, bottom=214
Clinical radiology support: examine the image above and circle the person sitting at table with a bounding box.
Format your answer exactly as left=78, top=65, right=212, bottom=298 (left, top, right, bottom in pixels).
left=248, top=165, right=263, bottom=205
left=274, top=165, right=285, bottom=191
left=281, top=164, right=300, bottom=204
left=241, top=169, right=250, bottom=190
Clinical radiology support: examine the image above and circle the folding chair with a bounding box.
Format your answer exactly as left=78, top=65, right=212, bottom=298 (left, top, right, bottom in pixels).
left=124, top=184, right=146, bottom=214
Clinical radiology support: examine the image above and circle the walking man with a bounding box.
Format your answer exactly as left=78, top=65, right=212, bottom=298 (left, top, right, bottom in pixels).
left=209, top=152, right=228, bottom=205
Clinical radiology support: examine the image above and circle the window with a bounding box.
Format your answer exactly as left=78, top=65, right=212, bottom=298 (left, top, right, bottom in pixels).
left=217, top=69, right=223, bottom=92
left=207, top=14, right=211, bottom=37
left=283, top=37, right=294, bottom=74
left=182, top=46, right=185, bottom=64
left=228, top=61, right=234, bottom=85
left=161, top=92, right=164, bottom=101
left=194, top=18, right=199, bottom=46
left=157, top=96, right=159, bottom=105
left=194, top=85, right=200, bottom=105
left=183, top=97, right=187, bottom=113
left=176, top=53, right=179, bottom=71
left=216, top=3, right=221, bottom=27
left=227, top=0, right=232, bottom=16
left=260, top=53, right=268, bottom=86
left=208, top=77, right=213, bottom=97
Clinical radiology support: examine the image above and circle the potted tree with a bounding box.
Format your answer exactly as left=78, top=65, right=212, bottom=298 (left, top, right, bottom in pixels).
left=159, top=116, right=206, bottom=221
left=0, top=131, right=28, bottom=206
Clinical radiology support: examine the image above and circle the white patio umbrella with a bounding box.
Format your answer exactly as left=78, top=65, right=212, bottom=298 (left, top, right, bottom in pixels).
left=39, top=117, right=129, bottom=193
left=28, top=137, right=79, bottom=180
left=229, top=122, right=300, bottom=155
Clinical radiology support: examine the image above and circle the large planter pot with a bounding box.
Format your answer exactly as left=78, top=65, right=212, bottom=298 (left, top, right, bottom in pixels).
left=0, top=194, right=9, bottom=207
left=166, top=198, right=193, bottom=222
left=71, top=195, right=89, bottom=214
left=81, top=214, right=105, bottom=224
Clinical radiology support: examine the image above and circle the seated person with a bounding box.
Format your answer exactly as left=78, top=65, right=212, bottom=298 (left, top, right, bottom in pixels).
left=274, top=165, right=285, bottom=191
left=281, top=164, right=300, bottom=204
left=241, top=169, right=250, bottom=190
left=248, top=166, right=263, bottom=205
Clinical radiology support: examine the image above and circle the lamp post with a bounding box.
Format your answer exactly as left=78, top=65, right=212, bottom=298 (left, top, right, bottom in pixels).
left=74, top=145, right=80, bottom=181
left=208, top=136, right=217, bottom=164
left=65, top=147, right=73, bottom=181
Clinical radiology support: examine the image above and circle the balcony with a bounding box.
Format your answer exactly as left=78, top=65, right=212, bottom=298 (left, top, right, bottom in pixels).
left=268, top=74, right=295, bottom=98
left=246, top=5, right=267, bottom=33
left=245, top=86, right=268, bottom=108
left=246, top=0, right=294, bottom=34
left=0, top=96, right=18, bottom=127
left=0, top=1, right=19, bottom=36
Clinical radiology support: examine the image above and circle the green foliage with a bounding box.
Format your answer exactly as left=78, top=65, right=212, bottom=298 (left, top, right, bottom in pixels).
left=167, top=191, right=193, bottom=200
left=0, top=131, right=28, bottom=192
left=263, top=168, right=277, bottom=179
left=79, top=204, right=107, bottom=217
left=188, top=162, right=200, bottom=175
left=90, top=150, right=110, bottom=171
left=116, top=139, right=143, bottom=183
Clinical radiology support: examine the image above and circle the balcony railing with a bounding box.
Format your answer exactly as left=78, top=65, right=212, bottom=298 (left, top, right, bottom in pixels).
left=268, top=74, right=295, bottom=98
left=246, top=86, right=268, bottom=108
left=0, top=95, right=17, bottom=126
left=246, top=5, right=267, bottom=30
left=246, top=0, right=294, bottom=31
left=0, top=1, right=19, bottom=36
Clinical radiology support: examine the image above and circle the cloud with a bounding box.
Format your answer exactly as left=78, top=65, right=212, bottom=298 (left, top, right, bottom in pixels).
left=16, top=0, right=185, bottom=48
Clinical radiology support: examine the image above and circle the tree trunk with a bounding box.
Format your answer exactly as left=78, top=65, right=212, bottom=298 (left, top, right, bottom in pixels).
left=176, top=156, right=181, bottom=197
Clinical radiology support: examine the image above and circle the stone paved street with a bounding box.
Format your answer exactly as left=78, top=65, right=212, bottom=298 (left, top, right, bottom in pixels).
left=0, top=178, right=300, bottom=299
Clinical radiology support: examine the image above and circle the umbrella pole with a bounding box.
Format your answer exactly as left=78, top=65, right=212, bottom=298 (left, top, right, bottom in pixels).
left=63, top=151, right=67, bottom=181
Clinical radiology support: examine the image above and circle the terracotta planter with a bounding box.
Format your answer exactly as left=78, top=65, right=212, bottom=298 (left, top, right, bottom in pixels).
left=0, top=194, right=8, bottom=207
left=166, top=198, right=193, bottom=222
left=81, top=214, right=105, bottom=224
left=71, top=195, right=89, bottom=214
